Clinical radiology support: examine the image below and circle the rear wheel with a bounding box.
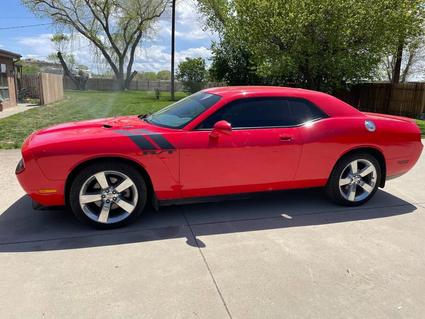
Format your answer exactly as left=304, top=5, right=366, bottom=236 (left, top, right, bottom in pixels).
left=69, top=162, right=147, bottom=229
left=326, top=153, right=381, bottom=206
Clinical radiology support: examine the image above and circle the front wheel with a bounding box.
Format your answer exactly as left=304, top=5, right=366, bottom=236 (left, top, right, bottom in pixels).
left=326, top=153, right=381, bottom=206
left=69, top=162, right=147, bottom=229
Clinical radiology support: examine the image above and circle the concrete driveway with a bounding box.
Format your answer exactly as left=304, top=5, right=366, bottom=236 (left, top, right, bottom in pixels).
left=1, top=147, right=424, bottom=318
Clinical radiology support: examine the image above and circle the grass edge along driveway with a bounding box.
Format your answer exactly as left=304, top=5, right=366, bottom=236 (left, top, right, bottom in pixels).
left=416, top=119, right=425, bottom=137
left=0, top=90, right=186, bottom=149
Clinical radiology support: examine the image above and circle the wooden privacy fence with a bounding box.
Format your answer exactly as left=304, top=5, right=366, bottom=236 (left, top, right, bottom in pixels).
left=63, top=77, right=225, bottom=92
left=336, top=83, right=425, bottom=118
left=21, top=73, right=64, bottom=105
left=39, top=73, right=64, bottom=105
left=20, top=74, right=40, bottom=99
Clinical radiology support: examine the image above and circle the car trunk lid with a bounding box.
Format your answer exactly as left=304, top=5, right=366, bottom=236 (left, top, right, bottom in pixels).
left=362, top=112, right=416, bottom=124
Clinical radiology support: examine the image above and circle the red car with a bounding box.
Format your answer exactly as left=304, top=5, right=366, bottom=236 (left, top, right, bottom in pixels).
left=16, top=86, right=423, bottom=228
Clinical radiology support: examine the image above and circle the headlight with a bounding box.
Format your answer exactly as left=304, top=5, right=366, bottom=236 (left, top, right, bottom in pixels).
left=15, top=158, right=25, bottom=174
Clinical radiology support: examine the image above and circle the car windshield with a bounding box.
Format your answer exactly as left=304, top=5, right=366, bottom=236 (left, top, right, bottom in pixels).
left=145, top=92, right=221, bottom=128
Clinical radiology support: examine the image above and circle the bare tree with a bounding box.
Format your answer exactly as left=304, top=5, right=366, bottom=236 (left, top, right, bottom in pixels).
left=401, top=40, right=424, bottom=82
left=48, top=33, right=89, bottom=90
left=22, top=0, right=169, bottom=90
left=380, top=38, right=425, bottom=83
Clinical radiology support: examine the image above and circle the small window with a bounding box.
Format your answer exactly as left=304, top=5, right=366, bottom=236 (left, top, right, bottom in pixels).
left=197, top=97, right=326, bottom=129
left=0, top=64, right=9, bottom=100
left=288, top=99, right=327, bottom=125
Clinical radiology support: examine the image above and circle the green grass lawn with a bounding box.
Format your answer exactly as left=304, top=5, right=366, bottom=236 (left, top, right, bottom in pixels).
left=417, top=119, right=425, bottom=137
left=0, top=90, right=186, bottom=149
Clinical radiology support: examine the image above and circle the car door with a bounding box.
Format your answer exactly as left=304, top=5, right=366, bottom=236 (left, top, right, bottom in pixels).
left=179, top=97, right=303, bottom=198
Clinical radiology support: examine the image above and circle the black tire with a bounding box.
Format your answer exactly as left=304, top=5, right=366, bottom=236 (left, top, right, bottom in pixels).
left=326, top=153, right=381, bottom=206
left=69, top=161, right=147, bottom=229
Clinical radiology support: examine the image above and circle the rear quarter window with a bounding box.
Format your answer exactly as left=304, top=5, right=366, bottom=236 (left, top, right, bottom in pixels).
left=288, top=99, right=328, bottom=125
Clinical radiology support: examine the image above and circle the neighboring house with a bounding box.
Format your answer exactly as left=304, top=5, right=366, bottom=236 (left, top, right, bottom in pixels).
left=0, top=49, right=21, bottom=111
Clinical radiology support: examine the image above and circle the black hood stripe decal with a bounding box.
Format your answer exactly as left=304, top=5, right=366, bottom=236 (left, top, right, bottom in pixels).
left=128, top=135, right=157, bottom=150
left=114, top=129, right=175, bottom=152
left=138, top=129, right=175, bottom=150
left=115, top=129, right=157, bottom=150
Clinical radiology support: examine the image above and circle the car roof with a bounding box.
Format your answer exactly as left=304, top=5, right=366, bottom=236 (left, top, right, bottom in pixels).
left=204, top=86, right=313, bottom=95
left=203, top=86, right=363, bottom=117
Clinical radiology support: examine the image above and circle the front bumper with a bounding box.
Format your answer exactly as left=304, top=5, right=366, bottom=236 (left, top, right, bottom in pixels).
left=16, top=157, right=66, bottom=207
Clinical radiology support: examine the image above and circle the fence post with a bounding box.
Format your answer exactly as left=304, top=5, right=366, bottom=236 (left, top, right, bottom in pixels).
left=419, top=83, right=425, bottom=118
left=39, top=73, right=44, bottom=105
left=384, top=84, right=392, bottom=114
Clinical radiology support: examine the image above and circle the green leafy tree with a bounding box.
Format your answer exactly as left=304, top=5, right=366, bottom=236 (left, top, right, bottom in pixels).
left=209, top=38, right=261, bottom=85
left=177, top=57, right=208, bottom=94
left=22, top=0, right=169, bottom=90
left=386, top=1, right=425, bottom=83
left=21, top=63, right=41, bottom=75
left=199, top=0, right=425, bottom=92
left=136, top=72, right=158, bottom=81
left=157, top=70, right=172, bottom=80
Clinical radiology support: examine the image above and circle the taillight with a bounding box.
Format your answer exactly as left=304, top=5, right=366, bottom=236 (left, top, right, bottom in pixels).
left=15, top=158, right=25, bottom=174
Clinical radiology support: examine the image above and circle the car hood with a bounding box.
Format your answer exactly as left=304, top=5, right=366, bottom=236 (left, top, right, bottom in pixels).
left=23, top=115, right=170, bottom=150
left=36, top=115, right=144, bottom=135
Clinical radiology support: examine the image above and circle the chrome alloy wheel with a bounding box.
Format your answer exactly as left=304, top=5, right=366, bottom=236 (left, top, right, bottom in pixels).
left=338, top=159, right=377, bottom=202
left=79, top=170, right=139, bottom=224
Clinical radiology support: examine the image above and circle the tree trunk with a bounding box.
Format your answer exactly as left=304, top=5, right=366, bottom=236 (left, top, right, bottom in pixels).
left=401, top=45, right=416, bottom=83
left=392, top=39, right=404, bottom=84
left=115, top=59, right=126, bottom=91
left=57, top=52, right=87, bottom=90
left=385, top=56, right=393, bottom=82
left=115, top=72, right=126, bottom=91
left=124, top=71, right=138, bottom=90
left=115, top=68, right=136, bottom=91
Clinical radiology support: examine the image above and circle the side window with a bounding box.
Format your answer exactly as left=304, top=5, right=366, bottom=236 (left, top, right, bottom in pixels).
left=198, top=98, right=293, bottom=129
left=0, top=63, right=9, bottom=100
left=288, top=99, right=326, bottom=125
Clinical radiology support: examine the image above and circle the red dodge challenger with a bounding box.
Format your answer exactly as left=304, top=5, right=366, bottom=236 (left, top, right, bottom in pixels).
left=16, top=86, right=423, bottom=228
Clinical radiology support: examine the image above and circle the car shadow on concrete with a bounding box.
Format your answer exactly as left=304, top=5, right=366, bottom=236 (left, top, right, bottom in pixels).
left=0, top=188, right=417, bottom=252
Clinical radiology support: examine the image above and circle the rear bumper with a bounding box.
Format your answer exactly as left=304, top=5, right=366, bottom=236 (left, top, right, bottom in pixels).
left=386, top=140, right=423, bottom=178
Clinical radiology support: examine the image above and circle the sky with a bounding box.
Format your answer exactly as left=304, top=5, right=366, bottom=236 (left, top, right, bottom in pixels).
left=0, top=0, right=216, bottom=73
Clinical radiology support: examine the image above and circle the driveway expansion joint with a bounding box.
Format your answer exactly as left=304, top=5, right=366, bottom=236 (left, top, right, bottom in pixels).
left=183, top=209, right=233, bottom=319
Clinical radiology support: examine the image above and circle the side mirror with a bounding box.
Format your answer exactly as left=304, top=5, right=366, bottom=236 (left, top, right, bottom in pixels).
left=210, top=120, right=232, bottom=138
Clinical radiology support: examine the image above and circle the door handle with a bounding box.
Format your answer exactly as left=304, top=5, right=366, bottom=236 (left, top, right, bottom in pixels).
left=279, top=136, right=293, bottom=142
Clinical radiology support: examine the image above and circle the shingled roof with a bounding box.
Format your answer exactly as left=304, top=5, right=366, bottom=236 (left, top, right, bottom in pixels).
left=0, top=49, right=21, bottom=59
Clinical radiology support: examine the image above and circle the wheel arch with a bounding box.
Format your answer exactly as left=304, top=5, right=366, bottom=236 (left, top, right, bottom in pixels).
left=333, top=147, right=387, bottom=188
left=64, top=156, right=155, bottom=207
